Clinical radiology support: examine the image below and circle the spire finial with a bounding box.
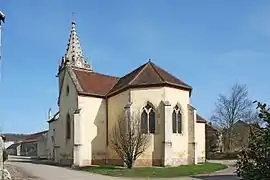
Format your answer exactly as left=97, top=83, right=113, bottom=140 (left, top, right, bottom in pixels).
left=72, top=12, right=76, bottom=24
left=148, top=58, right=151, bottom=62
left=59, top=19, right=92, bottom=71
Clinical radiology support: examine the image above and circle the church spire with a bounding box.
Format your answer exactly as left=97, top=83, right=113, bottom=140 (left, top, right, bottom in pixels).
left=59, top=21, right=92, bottom=71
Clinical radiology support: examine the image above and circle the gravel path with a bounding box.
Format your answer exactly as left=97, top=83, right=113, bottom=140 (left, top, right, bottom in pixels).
left=5, top=163, right=40, bottom=180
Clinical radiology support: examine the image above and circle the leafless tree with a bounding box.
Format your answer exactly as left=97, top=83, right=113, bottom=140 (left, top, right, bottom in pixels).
left=110, top=112, right=150, bottom=169
left=211, top=83, right=256, bottom=152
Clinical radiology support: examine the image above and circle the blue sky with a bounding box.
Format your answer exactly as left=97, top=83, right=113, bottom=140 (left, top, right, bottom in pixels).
left=1, top=0, right=269, bottom=134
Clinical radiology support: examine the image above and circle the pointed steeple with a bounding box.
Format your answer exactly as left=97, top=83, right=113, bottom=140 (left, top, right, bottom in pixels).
left=59, top=21, right=92, bottom=71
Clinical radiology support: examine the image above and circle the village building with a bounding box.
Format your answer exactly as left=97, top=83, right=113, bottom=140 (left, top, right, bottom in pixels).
left=47, top=21, right=207, bottom=167
left=6, top=131, right=48, bottom=158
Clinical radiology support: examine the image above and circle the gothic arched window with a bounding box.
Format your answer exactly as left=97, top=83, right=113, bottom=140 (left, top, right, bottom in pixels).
left=172, top=105, right=182, bottom=134
left=141, top=109, right=148, bottom=133
left=141, top=103, right=156, bottom=134
left=66, top=114, right=71, bottom=139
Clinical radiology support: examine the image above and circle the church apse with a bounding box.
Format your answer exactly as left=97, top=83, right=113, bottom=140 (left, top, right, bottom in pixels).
left=107, top=90, right=130, bottom=166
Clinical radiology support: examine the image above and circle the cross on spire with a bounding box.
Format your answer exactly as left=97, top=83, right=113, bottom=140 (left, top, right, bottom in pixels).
left=72, top=12, right=76, bottom=23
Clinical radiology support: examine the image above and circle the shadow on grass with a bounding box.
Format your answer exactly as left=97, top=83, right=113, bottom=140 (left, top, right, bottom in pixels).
left=192, top=174, right=239, bottom=180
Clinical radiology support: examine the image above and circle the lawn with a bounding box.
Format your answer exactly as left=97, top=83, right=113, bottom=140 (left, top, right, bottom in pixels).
left=79, top=163, right=227, bottom=178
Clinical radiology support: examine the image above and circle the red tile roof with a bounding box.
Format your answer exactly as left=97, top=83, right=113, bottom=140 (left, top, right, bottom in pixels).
left=71, top=61, right=192, bottom=98
left=108, top=61, right=191, bottom=96
left=72, top=68, right=119, bottom=97
left=21, top=130, right=48, bottom=143
left=196, top=114, right=207, bottom=123
left=47, top=112, right=59, bottom=123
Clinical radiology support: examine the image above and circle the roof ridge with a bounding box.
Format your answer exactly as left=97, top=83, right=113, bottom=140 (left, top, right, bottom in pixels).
left=149, top=62, right=165, bottom=82
left=128, top=62, right=149, bottom=85
left=72, top=67, right=119, bottom=79
left=72, top=66, right=93, bottom=72
left=93, top=72, right=119, bottom=79
left=117, top=61, right=148, bottom=81
left=67, top=67, right=84, bottom=92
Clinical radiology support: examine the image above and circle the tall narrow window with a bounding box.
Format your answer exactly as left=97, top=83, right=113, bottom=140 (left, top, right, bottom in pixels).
left=172, top=110, right=177, bottom=133
left=141, top=110, right=148, bottom=133
left=66, top=85, right=70, bottom=96
left=141, top=103, right=156, bottom=134
left=149, top=109, right=155, bottom=133
left=172, top=105, right=182, bottom=134
left=66, top=114, right=71, bottom=139
left=178, top=111, right=182, bottom=133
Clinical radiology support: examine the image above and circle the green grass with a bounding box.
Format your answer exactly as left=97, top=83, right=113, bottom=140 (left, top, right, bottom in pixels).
left=79, top=163, right=227, bottom=178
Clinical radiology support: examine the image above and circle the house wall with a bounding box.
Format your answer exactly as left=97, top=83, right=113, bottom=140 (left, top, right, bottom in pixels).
left=17, top=144, right=21, bottom=156
left=196, top=122, right=206, bottom=163
left=164, top=87, right=190, bottom=165
left=76, top=96, right=107, bottom=166
left=57, top=69, right=79, bottom=165
left=6, top=143, right=19, bottom=156
left=231, top=123, right=251, bottom=152
left=20, top=142, right=37, bottom=156
left=5, top=141, right=14, bottom=149
left=47, top=121, right=56, bottom=160
left=107, top=90, right=130, bottom=165
left=205, top=124, right=221, bottom=158
left=107, top=86, right=192, bottom=166
left=37, top=133, right=48, bottom=159
left=130, top=87, right=165, bottom=166
left=48, top=119, right=61, bottom=163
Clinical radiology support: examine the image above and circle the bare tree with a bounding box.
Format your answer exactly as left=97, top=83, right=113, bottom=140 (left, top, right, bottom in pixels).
left=110, top=112, right=150, bottom=169
left=211, top=83, right=255, bottom=152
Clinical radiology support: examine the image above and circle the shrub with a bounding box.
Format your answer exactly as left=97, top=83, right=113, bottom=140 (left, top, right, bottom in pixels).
left=235, top=101, right=270, bottom=179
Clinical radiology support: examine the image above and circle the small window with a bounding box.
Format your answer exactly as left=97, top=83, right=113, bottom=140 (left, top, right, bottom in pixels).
left=66, top=85, right=70, bottom=96
left=66, top=114, right=71, bottom=139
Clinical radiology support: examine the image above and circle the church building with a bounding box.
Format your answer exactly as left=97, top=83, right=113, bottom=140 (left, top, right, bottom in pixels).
left=47, top=21, right=207, bottom=167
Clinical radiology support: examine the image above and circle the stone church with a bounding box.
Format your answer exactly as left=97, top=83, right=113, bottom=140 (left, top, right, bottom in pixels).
left=47, top=21, right=207, bottom=167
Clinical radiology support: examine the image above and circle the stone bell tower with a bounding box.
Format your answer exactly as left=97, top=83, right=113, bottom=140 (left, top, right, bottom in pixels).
left=57, top=21, right=92, bottom=105
left=58, top=21, right=92, bottom=71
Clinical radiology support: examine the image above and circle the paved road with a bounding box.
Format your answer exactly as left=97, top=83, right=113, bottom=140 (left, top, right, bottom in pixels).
left=6, top=156, right=239, bottom=180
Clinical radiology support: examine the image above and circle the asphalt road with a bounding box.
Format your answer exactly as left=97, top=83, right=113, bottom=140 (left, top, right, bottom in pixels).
left=6, top=156, right=239, bottom=180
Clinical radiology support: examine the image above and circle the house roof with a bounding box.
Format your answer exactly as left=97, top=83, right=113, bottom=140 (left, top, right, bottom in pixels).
left=206, top=123, right=221, bottom=132
left=108, top=61, right=192, bottom=96
left=196, top=114, right=207, bottom=123
left=7, top=142, right=20, bottom=149
left=2, top=133, right=29, bottom=142
left=21, top=130, right=48, bottom=143
left=48, top=111, right=60, bottom=123
left=72, top=68, right=119, bottom=97
left=70, top=60, right=192, bottom=98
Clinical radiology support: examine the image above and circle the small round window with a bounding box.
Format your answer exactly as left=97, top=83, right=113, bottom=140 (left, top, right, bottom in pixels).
left=66, top=85, right=70, bottom=96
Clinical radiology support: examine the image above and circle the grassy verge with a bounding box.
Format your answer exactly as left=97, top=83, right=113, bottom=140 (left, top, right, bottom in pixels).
left=79, top=163, right=227, bottom=178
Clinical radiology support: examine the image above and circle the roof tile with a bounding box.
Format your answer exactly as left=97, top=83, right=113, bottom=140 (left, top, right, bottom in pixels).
left=70, top=61, right=191, bottom=97
left=108, top=61, right=191, bottom=95
left=73, top=68, right=119, bottom=96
